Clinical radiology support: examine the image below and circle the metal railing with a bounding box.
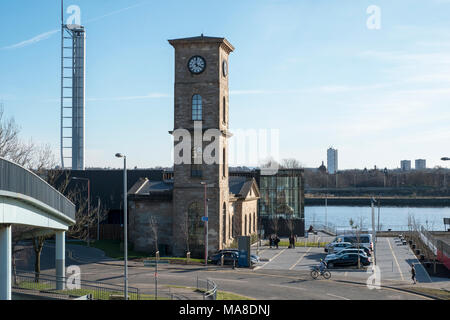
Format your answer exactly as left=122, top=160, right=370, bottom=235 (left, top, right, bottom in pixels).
left=196, top=277, right=217, bottom=300
left=420, top=226, right=449, bottom=265
left=0, top=157, right=75, bottom=220
left=12, top=270, right=140, bottom=300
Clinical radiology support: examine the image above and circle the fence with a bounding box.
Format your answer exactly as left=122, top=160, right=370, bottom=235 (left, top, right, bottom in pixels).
left=12, top=270, right=140, bottom=300
left=197, top=277, right=217, bottom=300
left=420, top=227, right=450, bottom=270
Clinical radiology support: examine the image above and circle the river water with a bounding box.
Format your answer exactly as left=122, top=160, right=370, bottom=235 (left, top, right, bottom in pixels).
left=305, top=206, right=450, bottom=231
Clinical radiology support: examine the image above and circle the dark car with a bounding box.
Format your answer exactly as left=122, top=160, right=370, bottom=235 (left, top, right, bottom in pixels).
left=325, top=253, right=371, bottom=268
left=210, top=250, right=260, bottom=265
left=210, top=251, right=238, bottom=265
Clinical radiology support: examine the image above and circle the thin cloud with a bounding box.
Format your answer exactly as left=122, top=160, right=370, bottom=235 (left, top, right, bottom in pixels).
left=87, top=93, right=170, bottom=102
left=1, top=29, right=59, bottom=50
left=0, top=1, right=150, bottom=51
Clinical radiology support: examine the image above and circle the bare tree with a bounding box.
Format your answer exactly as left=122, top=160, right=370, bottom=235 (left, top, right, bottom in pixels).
left=149, top=216, right=159, bottom=254
left=280, top=158, right=303, bottom=169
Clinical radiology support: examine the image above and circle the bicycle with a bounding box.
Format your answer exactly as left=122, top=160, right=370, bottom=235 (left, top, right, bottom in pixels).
left=311, top=266, right=331, bottom=279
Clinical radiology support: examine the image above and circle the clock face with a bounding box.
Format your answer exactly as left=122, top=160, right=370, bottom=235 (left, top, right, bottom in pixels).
left=222, top=60, right=228, bottom=77
left=188, top=56, right=206, bottom=74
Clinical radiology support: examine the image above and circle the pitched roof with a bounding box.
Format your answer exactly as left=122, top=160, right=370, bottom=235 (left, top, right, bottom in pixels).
left=128, top=178, right=173, bottom=195
left=229, top=176, right=259, bottom=199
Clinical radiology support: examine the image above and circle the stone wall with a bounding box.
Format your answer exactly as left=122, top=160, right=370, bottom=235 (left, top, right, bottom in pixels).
left=128, top=199, right=173, bottom=255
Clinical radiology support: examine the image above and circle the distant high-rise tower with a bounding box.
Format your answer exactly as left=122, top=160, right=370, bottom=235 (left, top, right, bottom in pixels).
left=415, top=159, right=426, bottom=170
left=400, top=160, right=411, bottom=171
left=61, top=20, right=86, bottom=170
left=327, top=147, right=338, bottom=174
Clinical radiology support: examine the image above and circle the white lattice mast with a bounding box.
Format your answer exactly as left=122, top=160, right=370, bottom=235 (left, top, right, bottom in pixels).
left=61, top=0, right=86, bottom=170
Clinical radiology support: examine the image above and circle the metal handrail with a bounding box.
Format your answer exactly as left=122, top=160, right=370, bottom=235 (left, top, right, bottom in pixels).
left=13, top=270, right=140, bottom=300
left=0, top=157, right=75, bottom=220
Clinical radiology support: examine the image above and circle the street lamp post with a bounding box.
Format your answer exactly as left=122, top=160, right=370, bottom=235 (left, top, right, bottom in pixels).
left=115, top=153, right=128, bottom=300
left=371, top=197, right=377, bottom=266
left=71, top=177, right=90, bottom=247
left=200, top=181, right=208, bottom=266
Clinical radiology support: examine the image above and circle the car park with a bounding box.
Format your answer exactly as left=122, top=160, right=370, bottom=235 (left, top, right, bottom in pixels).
left=325, top=253, right=371, bottom=268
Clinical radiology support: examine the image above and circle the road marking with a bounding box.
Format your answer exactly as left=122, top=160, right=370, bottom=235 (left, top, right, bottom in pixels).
left=258, top=248, right=287, bottom=269
left=387, top=238, right=404, bottom=281
left=209, top=277, right=248, bottom=283
left=269, top=284, right=306, bottom=291
left=289, top=247, right=312, bottom=270
left=327, top=293, right=350, bottom=300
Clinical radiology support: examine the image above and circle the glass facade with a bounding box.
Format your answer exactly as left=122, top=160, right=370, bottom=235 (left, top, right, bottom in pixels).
left=259, top=170, right=304, bottom=219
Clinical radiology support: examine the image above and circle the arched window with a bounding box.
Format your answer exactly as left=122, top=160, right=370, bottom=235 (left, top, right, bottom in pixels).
left=223, top=96, right=226, bottom=124
left=249, top=214, right=252, bottom=235
left=244, top=215, right=247, bottom=236
left=192, top=94, right=202, bottom=121
left=222, top=148, right=226, bottom=177
left=187, top=202, right=204, bottom=251
left=222, top=203, right=227, bottom=244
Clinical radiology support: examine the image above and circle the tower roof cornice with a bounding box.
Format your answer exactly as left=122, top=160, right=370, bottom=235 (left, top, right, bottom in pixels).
left=168, top=35, right=234, bottom=54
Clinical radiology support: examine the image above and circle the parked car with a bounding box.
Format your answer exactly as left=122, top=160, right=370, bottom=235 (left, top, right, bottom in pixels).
left=210, top=250, right=259, bottom=265
left=348, top=245, right=371, bottom=257
left=325, top=242, right=353, bottom=253
left=330, top=248, right=368, bottom=257
left=325, top=253, right=371, bottom=268
left=210, top=251, right=238, bottom=265
left=326, top=234, right=373, bottom=251
left=216, top=249, right=260, bottom=263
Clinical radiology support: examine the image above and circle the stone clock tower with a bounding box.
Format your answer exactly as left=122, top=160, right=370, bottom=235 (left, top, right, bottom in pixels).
left=168, top=36, right=234, bottom=257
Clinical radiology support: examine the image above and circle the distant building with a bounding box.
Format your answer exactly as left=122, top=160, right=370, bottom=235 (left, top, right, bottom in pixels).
left=415, top=159, right=426, bottom=170
left=318, top=161, right=327, bottom=174
left=327, top=147, right=338, bottom=174
left=400, top=160, right=411, bottom=171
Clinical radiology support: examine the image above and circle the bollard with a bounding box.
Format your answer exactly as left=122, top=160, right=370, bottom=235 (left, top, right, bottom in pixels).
left=186, top=251, right=191, bottom=264
left=221, top=254, right=224, bottom=266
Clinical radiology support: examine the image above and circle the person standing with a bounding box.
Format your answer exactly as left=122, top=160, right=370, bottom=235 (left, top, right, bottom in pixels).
left=411, top=264, right=417, bottom=284
left=275, top=235, right=280, bottom=249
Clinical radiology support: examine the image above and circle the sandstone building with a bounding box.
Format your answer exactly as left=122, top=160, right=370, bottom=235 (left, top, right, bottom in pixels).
left=127, top=36, right=260, bottom=257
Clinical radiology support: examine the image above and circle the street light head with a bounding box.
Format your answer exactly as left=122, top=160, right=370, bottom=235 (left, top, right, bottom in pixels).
left=441, top=157, right=450, bottom=161
left=115, top=153, right=125, bottom=158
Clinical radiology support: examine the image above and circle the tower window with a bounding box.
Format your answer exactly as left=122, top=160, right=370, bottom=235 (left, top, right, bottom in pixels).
left=223, top=148, right=226, bottom=177
left=223, top=97, right=226, bottom=124
left=192, top=94, right=202, bottom=121
left=191, top=146, right=202, bottom=177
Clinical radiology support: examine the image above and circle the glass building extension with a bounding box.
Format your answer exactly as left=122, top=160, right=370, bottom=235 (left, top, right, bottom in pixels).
left=259, top=169, right=305, bottom=220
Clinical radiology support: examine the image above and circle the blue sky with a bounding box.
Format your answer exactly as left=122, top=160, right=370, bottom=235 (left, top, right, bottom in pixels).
left=1, top=0, right=450, bottom=169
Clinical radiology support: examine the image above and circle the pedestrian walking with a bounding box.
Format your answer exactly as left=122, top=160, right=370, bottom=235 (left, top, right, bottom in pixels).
left=411, top=264, right=416, bottom=284
left=289, top=234, right=296, bottom=249
left=275, top=235, right=280, bottom=249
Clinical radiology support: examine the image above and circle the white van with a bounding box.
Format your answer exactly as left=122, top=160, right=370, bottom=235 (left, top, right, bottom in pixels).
left=325, top=234, right=373, bottom=252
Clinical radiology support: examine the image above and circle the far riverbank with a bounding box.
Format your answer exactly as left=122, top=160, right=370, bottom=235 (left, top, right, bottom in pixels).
left=305, top=196, right=450, bottom=207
